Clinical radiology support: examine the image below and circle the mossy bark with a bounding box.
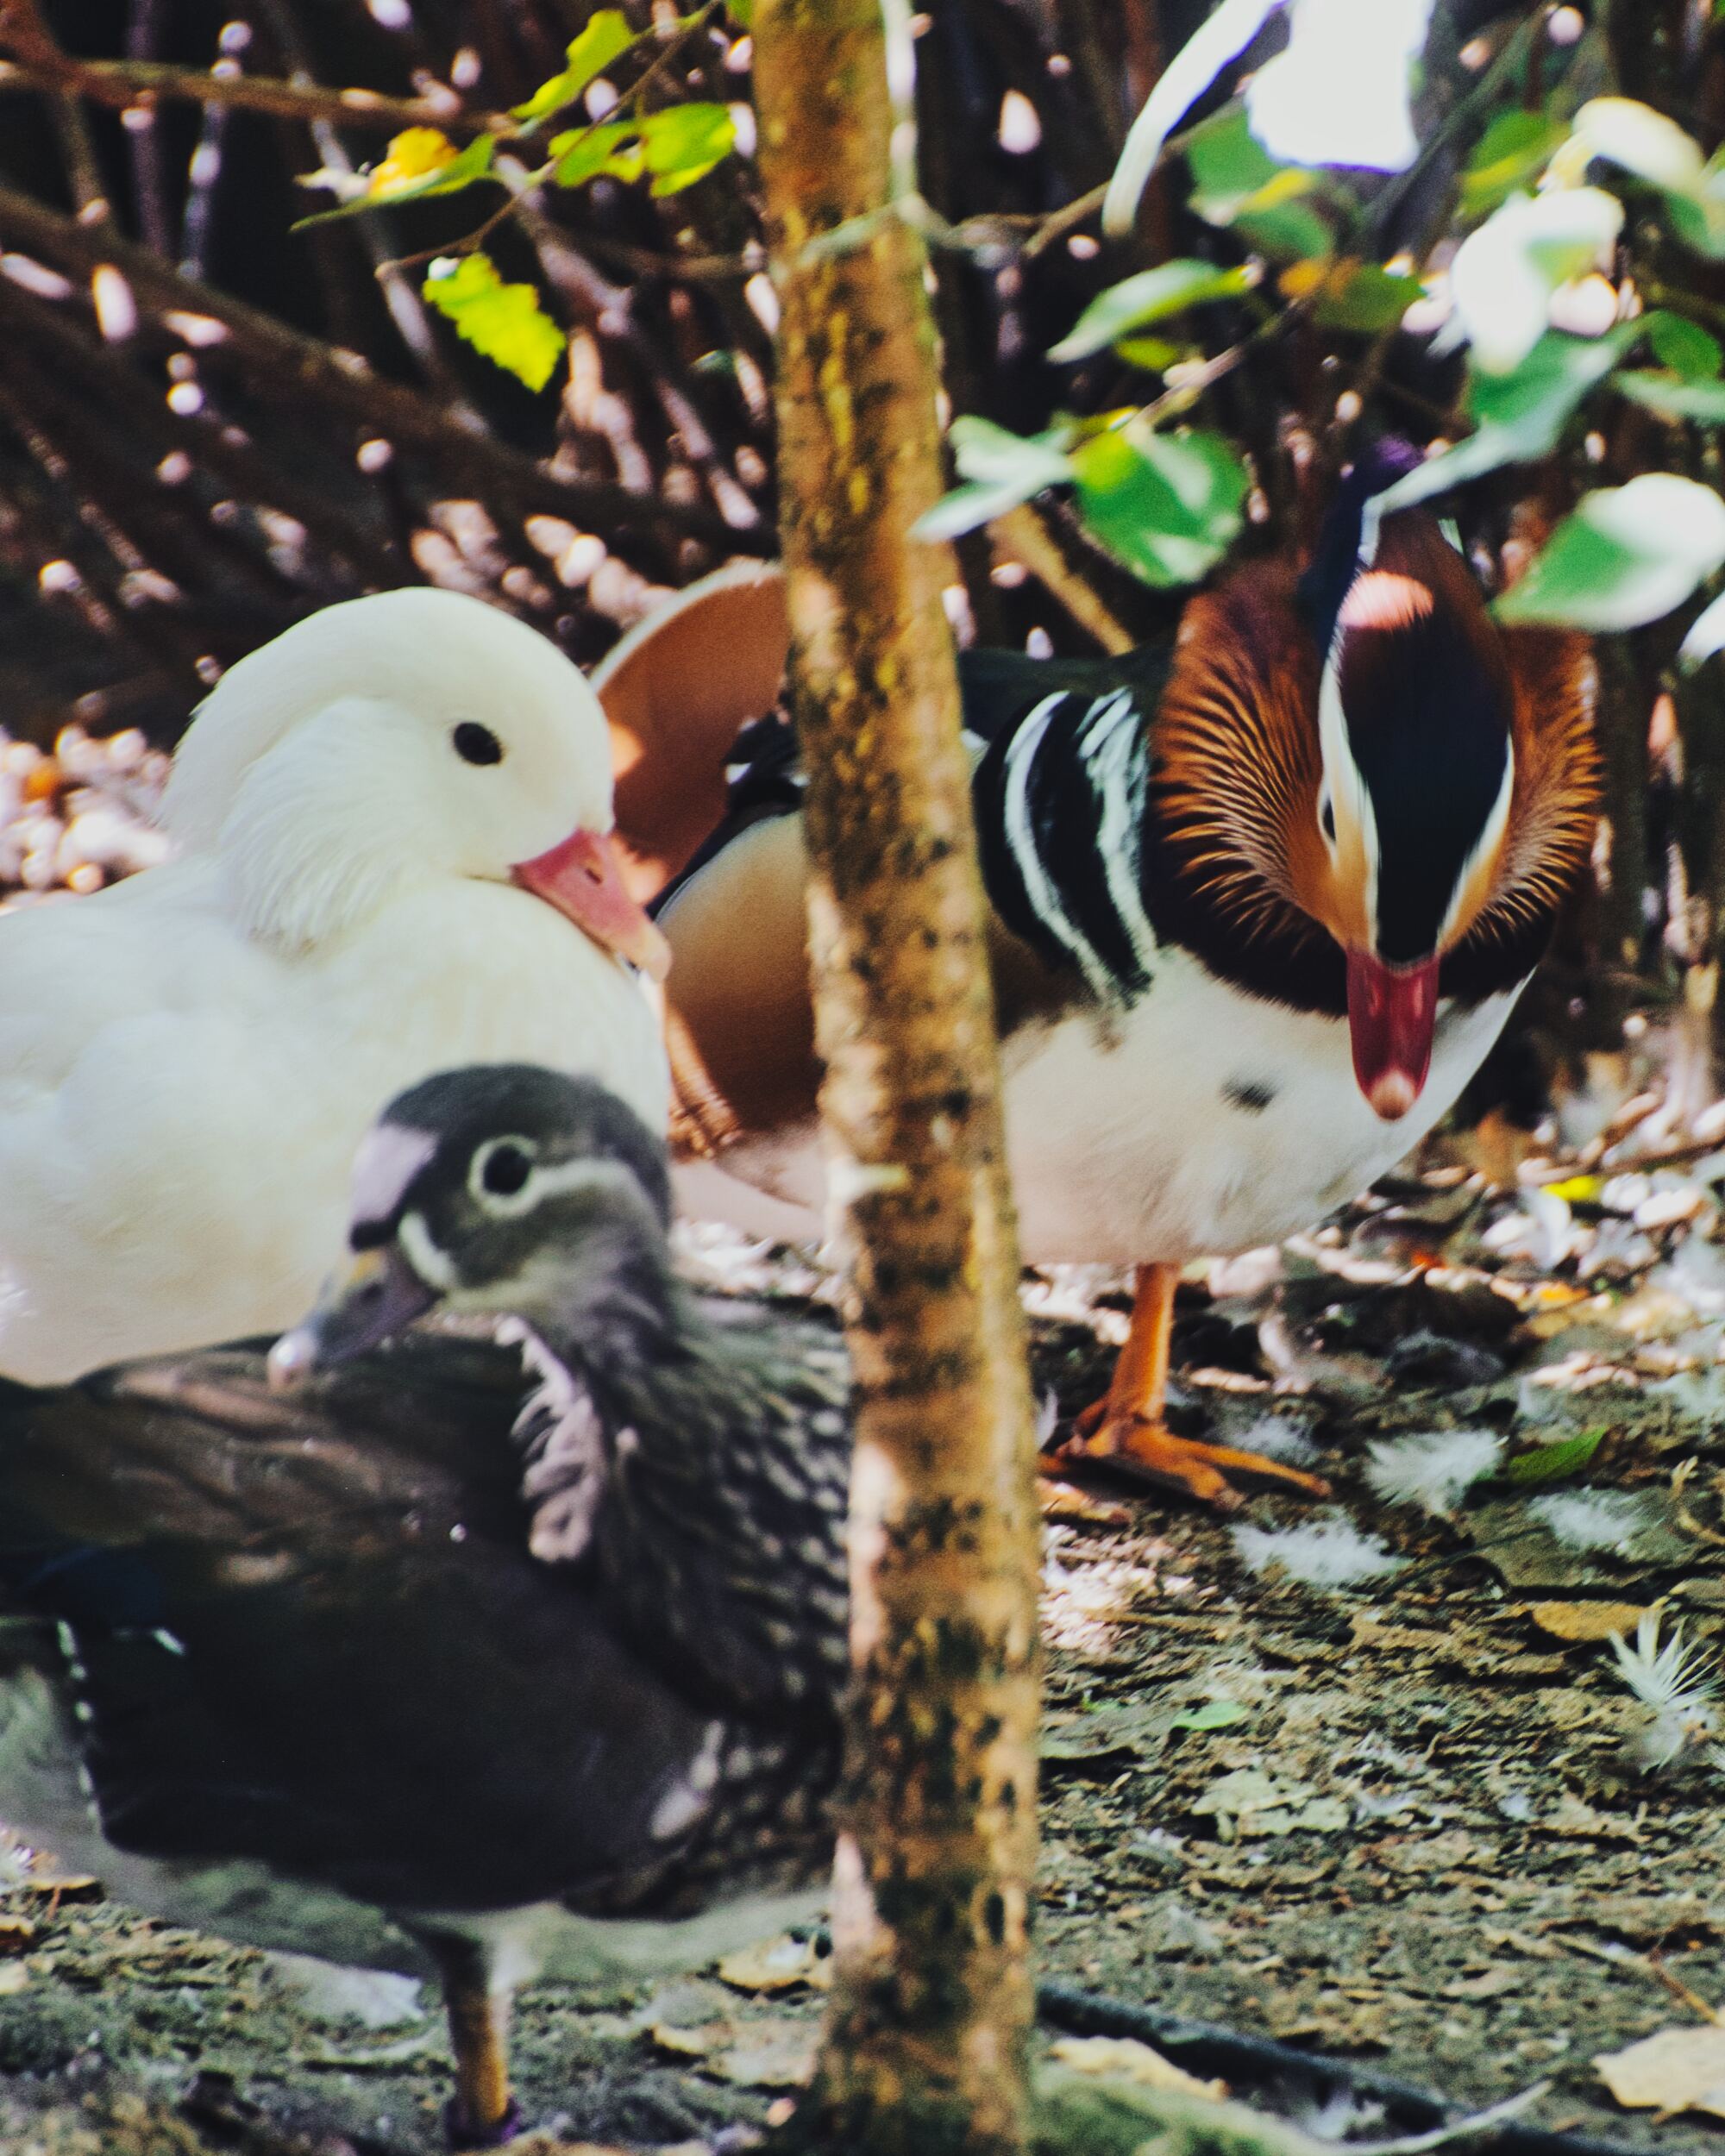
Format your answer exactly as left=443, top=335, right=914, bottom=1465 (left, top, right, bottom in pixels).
left=750, top=6, right=1042, bottom=2153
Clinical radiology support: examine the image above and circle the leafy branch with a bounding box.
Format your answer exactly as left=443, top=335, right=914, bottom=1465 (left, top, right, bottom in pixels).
left=290, top=6, right=740, bottom=391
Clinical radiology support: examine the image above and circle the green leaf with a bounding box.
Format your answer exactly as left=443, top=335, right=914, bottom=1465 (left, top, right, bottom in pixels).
left=1302, top=260, right=1421, bottom=334
left=1049, top=260, right=1254, bottom=362
left=1448, top=185, right=1623, bottom=375
left=1185, top=97, right=1281, bottom=199
left=1647, top=311, right=1722, bottom=379
left=1184, top=106, right=1339, bottom=260
left=638, top=102, right=738, bottom=195
left=1614, top=371, right=1725, bottom=422
left=1460, top=107, right=1571, bottom=218
left=1501, top=1429, right=1606, bottom=1485
left=292, top=132, right=499, bottom=229
left=549, top=119, right=641, bottom=188
left=915, top=417, right=1076, bottom=541
left=1495, top=473, right=1725, bottom=631
left=1169, top=1699, right=1250, bottom=1732
left=1553, top=97, right=1725, bottom=259
left=1114, top=335, right=1185, bottom=371
left=1071, top=423, right=1248, bottom=588
left=423, top=253, right=566, bottom=392
left=513, top=9, right=636, bottom=125
left=1376, top=326, right=1636, bottom=513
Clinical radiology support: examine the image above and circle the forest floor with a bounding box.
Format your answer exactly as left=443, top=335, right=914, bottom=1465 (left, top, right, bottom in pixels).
left=0, top=743, right=1722, bottom=2153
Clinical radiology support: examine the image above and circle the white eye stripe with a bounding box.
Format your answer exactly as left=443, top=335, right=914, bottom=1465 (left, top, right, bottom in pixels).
left=1317, top=650, right=1380, bottom=917
left=398, top=1209, right=457, bottom=1290
left=467, top=1145, right=643, bottom=1219
left=1440, top=740, right=1516, bottom=946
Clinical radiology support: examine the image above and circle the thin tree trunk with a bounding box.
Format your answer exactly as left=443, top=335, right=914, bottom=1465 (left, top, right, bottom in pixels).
left=750, top=6, right=1041, bottom=2153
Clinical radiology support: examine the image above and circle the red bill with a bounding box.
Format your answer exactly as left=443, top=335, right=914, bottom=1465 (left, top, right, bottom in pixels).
left=513, top=827, right=672, bottom=981
left=1346, top=950, right=1440, bottom=1122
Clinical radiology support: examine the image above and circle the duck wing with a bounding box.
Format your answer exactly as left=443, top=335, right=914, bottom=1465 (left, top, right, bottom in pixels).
left=605, top=567, right=1164, bottom=1152
left=0, top=1337, right=786, bottom=1919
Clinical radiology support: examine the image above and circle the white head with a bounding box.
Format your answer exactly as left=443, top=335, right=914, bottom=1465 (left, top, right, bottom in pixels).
left=161, top=588, right=668, bottom=970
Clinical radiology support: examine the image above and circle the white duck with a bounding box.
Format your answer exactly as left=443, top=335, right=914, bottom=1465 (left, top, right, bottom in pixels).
left=0, top=587, right=670, bottom=1383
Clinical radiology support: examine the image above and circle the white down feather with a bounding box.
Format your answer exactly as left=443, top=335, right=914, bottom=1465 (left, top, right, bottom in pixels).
left=0, top=588, right=668, bottom=1382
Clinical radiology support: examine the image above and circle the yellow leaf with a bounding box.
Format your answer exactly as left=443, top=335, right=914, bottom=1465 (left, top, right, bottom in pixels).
left=1049, top=2035, right=1227, bottom=2102
left=717, top=1933, right=830, bottom=1993
left=1596, top=2025, right=1725, bottom=2119
left=367, top=127, right=460, bottom=195
left=1530, top=1601, right=1651, bottom=1643
left=1544, top=1173, right=1604, bottom=1203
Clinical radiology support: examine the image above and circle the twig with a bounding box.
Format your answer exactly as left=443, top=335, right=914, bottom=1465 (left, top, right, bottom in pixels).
left=379, top=2, right=725, bottom=275
left=1023, top=182, right=1107, bottom=262
left=124, top=0, right=176, bottom=257
left=991, top=505, right=1136, bottom=655
left=252, top=0, right=483, bottom=420
left=1138, top=297, right=1308, bottom=429
left=0, top=277, right=401, bottom=588
left=0, top=51, right=496, bottom=136
left=0, top=185, right=770, bottom=559
left=507, top=186, right=763, bottom=531
left=1038, top=1983, right=1654, bottom=2156
left=1364, top=6, right=1553, bottom=254
left=1647, top=1948, right=1725, bottom=2027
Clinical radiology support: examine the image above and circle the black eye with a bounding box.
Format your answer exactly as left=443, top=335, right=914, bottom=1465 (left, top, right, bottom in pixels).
left=480, top=1142, right=532, bottom=1197
left=453, top=722, right=504, bottom=767
left=1320, top=797, right=1337, bottom=843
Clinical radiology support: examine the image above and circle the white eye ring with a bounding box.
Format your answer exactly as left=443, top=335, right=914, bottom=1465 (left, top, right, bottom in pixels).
left=1318, top=785, right=1339, bottom=853
left=469, top=1135, right=540, bottom=1213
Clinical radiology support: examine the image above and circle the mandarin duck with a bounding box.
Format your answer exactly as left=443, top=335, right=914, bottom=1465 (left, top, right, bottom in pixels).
left=0, top=589, right=671, bottom=1384
left=0, top=1066, right=849, bottom=2148
left=596, top=451, right=1599, bottom=1507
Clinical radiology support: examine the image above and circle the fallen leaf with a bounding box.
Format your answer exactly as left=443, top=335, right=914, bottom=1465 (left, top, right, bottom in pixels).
left=649, top=2021, right=721, bottom=2059
left=1350, top=1615, right=1451, bottom=1651
left=16, top=1875, right=101, bottom=1902
left=1540, top=1793, right=1643, bottom=1842
left=1048, top=2034, right=1227, bottom=2101
left=1168, top=1699, right=1249, bottom=1732
left=1530, top=1600, right=1652, bottom=1642
left=708, top=2017, right=817, bottom=2090
left=1482, top=1925, right=1561, bottom=1960
left=717, top=1934, right=830, bottom=1995
left=1595, top=2025, right=1725, bottom=2119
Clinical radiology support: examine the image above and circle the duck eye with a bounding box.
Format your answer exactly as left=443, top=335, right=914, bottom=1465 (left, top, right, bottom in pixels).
left=1320, top=795, right=1337, bottom=844
left=453, top=722, right=504, bottom=767
left=479, top=1142, right=533, bottom=1198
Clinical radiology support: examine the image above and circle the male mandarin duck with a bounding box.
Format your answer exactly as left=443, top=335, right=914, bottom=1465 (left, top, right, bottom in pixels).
left=0, top=1068, right=849, bottom=2148
left=595, top=448, right=1600, bottom=1507
left=0, top=589, right=670, bottom=1383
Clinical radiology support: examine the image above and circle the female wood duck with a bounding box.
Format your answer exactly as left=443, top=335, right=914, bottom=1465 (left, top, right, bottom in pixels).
left=596, top=448, right=1600, bottom=1508
left=0, top=1067, right=850, bottom=2148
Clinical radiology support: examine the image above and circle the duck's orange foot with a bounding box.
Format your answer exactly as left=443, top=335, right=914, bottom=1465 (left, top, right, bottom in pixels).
left=1045, top=1415, right=1331, bottom=1514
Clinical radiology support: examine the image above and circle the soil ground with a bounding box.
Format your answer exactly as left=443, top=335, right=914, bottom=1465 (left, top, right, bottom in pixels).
left=3, top=1163, right=1723, bottom=2156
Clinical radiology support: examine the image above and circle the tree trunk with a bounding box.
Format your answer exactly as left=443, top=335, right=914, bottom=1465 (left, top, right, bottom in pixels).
left=750, top=7, right=1042, bottom=2154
